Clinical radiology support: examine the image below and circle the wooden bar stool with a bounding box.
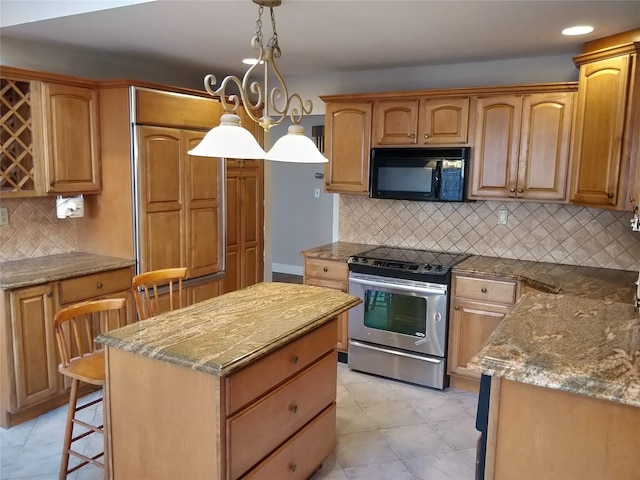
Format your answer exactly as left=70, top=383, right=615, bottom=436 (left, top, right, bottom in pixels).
left=53, top=298, right=127, bottom=479
left=132, top=267, right=187, bottom=320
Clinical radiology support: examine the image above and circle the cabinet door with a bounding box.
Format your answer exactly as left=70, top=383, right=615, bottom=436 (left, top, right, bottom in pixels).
left=222, top=169, right=241, bottom=294
left=518, top=92, right=573, bottom=201
left=570, top=55, right=630, bottom=207
left=448, top=299, right=510, bottom=380
left=469, top=95, right=522, bottom=199
left=41, top=82, right=101, bottom=194
left=373, top=99, right=419, bottom=145
left=324, top=102, right=372, bottom=194
left=187, top=278, right=221, bottom=305
left=239, top=165, right=264, bottom=289
left=9, top=284, right=59, bottom=410
left=419, top=97, right=470, bottom=144
left=184, top=130, right=224, bottom=278
left=137, top=126, right=184, bottom=273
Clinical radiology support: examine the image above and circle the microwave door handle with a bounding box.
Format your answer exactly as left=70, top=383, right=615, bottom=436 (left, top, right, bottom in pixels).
left=350, top=277, right=447, bottom=296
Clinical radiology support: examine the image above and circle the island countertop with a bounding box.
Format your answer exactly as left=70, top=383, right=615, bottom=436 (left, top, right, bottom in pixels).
left=97, top=282, right=361, bottom=376
left=468, top=292, right=640, bottom=408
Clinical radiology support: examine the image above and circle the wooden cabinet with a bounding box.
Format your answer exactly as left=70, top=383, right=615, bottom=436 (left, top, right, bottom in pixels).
left=303, top=258, right=349, bottom=352
left=469, top=91, right=574, bottom=201
left=106, top=317, right=339, bottom=479
left=448, top=274, right=518, bottom=392
left=373, top=97, right=470, bottom=146
left=221, top=159, right=264, bottom=294
left=570, top=41, right=640, bottom=210
left=1, top=68, right=101, bottom=197
left=0, top=267, right=134, bottom=427
left=323, top=101, right=372, bottom=194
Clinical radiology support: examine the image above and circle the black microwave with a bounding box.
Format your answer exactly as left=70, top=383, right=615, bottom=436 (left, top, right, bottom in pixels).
left=369, top=147, right=470, bottom=202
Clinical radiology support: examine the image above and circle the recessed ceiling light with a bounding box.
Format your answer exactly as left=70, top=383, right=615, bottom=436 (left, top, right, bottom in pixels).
left=242, top=58, right=264, bottom=65
left=562, top=25, right=594, bottom=36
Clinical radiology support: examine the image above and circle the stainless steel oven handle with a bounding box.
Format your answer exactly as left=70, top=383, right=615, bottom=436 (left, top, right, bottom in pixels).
left=349, top=276, right=447, bottom=296
left=349, top=340, right=443, bottom=364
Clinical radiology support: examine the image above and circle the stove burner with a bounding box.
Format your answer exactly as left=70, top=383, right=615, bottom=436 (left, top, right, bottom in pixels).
left=347, top=246, right=469, bottom=282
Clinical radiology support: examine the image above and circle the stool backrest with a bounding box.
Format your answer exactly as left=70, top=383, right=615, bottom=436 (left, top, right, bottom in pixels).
left=132, top=267, right=187, bottom=321
left=53, top=298, right=127, bottom=367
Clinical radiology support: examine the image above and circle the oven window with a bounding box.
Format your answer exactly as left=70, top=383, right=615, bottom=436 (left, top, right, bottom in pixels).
left=363, top=289, right=427, bottom=337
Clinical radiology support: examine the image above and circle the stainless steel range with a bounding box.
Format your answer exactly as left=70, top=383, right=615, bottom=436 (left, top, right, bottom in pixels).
left=347, top=246, right=469, bottom=389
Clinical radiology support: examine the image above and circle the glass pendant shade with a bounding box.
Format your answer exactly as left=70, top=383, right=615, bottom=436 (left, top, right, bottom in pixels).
left=266, top=125, right=328, bottom=163
left=188, top=114, right=267, bottom=159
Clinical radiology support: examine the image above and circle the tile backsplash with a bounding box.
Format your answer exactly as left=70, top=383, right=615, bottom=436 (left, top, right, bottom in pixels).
left=0, top=198, right=79, bottom=262
left=339, top=195, right=640, bottom=271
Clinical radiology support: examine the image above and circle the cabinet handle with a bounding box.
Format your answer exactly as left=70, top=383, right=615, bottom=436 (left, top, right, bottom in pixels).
left=517, top=188, right=524, bottom=193
left=410, top=133, right=416, bottom=138
left=289, top=404, right=298, bottom=414
left=631, top=198, right=636, bottom=204
left=481, top=287, right=487, bottom=293
left=424, top=133, right=430, bottom=139
left=50, top=181, right=55, bottom=186
left=97, top=282, right=103, bottom=289
left=323, top=267, right=328, bottom=272
left=291, top=355, right=299, bottom=364
left=607, top=193, right=614, bottom=199
left=454, top=305, right=460, bottom=310
left=509, top=188, right=516, bottom=193
left=289, top=463, right=297, bottom=472
left=47, top=291, right=53, bottom=297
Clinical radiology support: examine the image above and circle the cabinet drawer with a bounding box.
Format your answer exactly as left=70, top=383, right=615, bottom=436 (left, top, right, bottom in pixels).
left=242, top=403, right=336, bottom=480
left=454, top=276, right=517, bottom=304
left=59, top=268, right=132, bottom=305
left=227, top=351, right=337, bottom=480
left=304, top=277, right=348, bottom=293
left=226, top=319, right=337, bottom=415
left=304, top=258, right=348, bottom=281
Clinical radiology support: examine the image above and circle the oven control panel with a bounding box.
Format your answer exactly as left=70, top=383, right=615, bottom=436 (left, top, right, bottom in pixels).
left=348, top=255, right=449, bottom=276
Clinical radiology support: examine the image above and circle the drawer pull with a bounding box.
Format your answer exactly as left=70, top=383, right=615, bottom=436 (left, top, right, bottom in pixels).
left=289, top=403, right=298, bottom=414
left=289, top=463, right=297, bottom=472
left=323, top=267, right=328, bottom=272
left=454, top=305, right=460, bottom=310
left=291, top=355, right=299, bottom=364
left=481, top=287, right=487, bottom=293
left=97, top=282, right=103, bottom=289
left=47, top=291, right=53, bottom=298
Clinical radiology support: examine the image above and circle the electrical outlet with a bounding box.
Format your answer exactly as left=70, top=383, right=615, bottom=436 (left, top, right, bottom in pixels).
left=0, top=207, right=8, bottom=226
left=497, top=208, right=508, bottom=225
left=314, top=188, right=321, bottom=198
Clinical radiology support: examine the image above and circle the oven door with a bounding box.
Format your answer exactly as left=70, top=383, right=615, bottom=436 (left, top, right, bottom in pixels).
left=348, top=272, right=448, bottom=357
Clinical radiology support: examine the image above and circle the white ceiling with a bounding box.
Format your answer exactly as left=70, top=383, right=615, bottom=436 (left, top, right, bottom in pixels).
left=1, top=0, right=640, bottom=78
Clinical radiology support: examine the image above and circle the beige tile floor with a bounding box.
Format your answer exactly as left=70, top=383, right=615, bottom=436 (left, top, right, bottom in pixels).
left=0, top=364, right=478, bottom=480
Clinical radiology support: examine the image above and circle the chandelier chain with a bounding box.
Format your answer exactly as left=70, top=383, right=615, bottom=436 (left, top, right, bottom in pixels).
left=255, top=4, right=264, bottom=46
left=268, top=7, right=279, bottom=49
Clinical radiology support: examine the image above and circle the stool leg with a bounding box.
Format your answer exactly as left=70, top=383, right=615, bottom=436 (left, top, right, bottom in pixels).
left=60, top=378, right=79, bottom=480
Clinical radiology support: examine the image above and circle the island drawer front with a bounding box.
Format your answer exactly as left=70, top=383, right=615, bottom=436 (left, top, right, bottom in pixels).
left=225, top=318, right=337, bottom=415
left=227, top=351, right=337, bottom=480
left=59, top=268, right=132, bottom=305
left=455, top=276, right=517, bottom=304
left=304, top=258, right=348, bottom=281
left=242, top=403, right=336, bottom=480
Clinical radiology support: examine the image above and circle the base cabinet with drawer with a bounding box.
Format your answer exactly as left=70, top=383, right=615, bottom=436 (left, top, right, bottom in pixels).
left=106, top=318, right=339, bottom=479
left=303, top=258, right=350, bottom=352
left=0, top=266, right=134, bottom=428
left=447, top=273, right=519, bottom=392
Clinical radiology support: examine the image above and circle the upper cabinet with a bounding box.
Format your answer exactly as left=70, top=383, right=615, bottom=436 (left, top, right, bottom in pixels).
left=570, top=35, right=640, bottom=211
left=0, top=68, right=101, bottom=198
left=469, top=90, right=574, bottom=202
left=324, top=101, right=372, bottom=194
left=373, top=97, right=470, bottom=146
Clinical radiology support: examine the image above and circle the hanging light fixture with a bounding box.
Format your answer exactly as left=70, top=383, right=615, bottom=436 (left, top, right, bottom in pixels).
left=188, top=0, right=328, bottom=163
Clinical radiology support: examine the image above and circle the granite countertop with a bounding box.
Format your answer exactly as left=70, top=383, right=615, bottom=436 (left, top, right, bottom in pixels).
left=0, top=252, right=136, bottom=289
left=468, top=292, right=640, bottom=408
left=300, top=242, right=376, bottom=262
left=454, top=255, right=637, bottom=303
left=97, top=282, right=362, bottom=377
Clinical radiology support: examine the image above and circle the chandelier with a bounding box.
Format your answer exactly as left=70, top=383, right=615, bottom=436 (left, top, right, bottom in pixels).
left=188, top=0, right=327, bottom=163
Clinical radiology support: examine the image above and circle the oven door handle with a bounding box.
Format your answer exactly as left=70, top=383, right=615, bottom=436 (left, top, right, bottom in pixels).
left=349, top=340, right=443, bottom=364
left=349, top=276, right=447, bottom=296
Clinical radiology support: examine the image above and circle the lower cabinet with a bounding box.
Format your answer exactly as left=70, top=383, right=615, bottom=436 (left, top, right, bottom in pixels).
left=0, top=266, right=134, bottom=428
left=447, top=274, right=518, bottom=392
left=303, top=257, right=350, bottom=352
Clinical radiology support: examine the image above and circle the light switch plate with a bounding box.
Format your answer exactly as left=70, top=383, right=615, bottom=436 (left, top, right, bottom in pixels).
left=0, top=207, right=8, bottom=226
left=497, top=208, right=508, bottom=225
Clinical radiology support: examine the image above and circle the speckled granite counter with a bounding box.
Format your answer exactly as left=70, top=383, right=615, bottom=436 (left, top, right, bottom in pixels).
left=468, top=292, right=640, bottom=407
left=454, top=255, right=637, bottom=303
left=300, top=242, right=375, bottom=262
left=0, top=252, right=135, bottom=289
left=97, top=282, right=361, bottom=376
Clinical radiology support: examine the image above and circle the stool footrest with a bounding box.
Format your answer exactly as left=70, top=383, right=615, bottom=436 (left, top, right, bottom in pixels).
left=66, top=450, right=105, bottom=474
left=71, top=417, right=103, bottom=434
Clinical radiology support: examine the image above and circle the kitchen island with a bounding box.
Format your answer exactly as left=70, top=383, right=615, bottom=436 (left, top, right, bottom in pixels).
left=97, top=282, right=361, bottom=480
left=468, top=292, right=640, bottom=480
